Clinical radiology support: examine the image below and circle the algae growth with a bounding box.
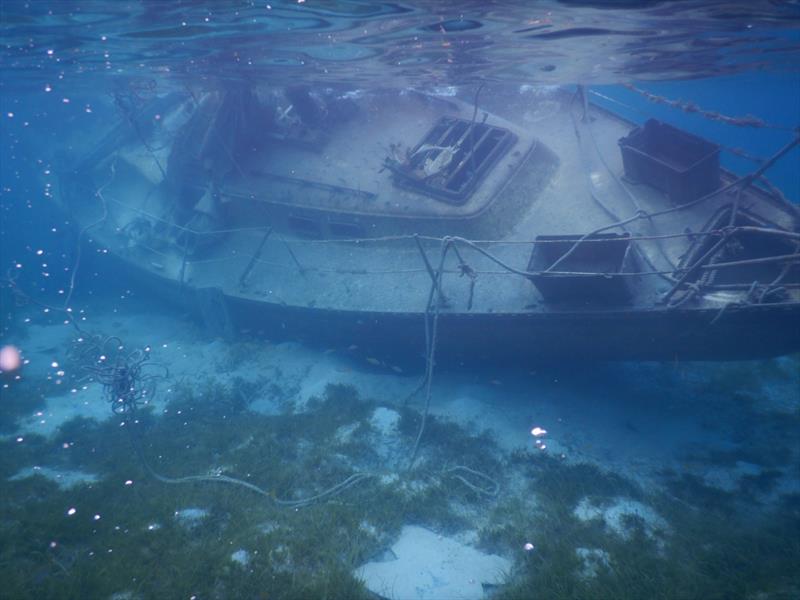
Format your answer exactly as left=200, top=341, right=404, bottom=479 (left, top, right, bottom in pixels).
left=1, top=357, right=799, bottom=599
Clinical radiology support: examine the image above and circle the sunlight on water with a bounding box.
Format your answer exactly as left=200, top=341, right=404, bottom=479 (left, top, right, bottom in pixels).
left=0, top=0, right=798, bottom=89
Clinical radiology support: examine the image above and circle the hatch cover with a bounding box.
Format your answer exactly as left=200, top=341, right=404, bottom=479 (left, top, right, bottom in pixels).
left=386, top=117, right=517, bottom=205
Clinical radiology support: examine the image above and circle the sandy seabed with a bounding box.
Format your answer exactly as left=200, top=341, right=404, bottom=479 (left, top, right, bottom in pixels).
left=2, top=295, right=799, bottom=599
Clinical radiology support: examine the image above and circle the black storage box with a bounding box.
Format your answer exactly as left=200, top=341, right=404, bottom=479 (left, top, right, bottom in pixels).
left=527, top=233, right=636, bottom=304
left=619, top=119, right=720, bottom=204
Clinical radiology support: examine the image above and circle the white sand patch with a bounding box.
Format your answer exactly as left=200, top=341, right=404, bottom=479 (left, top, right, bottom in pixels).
left=334, top=406, right=406, bottom=468
left=5, top=314, right=189, bottom=438
left=335, top=422, right=360, bottom=443
left=174, top=507, right=210, bottom=529
left=370, top=407, right=401, bottom=436
left=760, top=357, right=800, bottom=414
left=17, top=301, right=795, bottom=511
left=356, top=525, right=510, bottom=600
left=702, top=461, right=763, bottom=492
left=9, top=310, right=421, bottom=439
left=9, top=465, right=98, bottom=489
left=184, top=338, right=418, bottom=414
left=575, top=547, right=611, bottom=580
left=293, top=361, right=344, bottom=407
left=285, top=350, right=414, bottom=409
left=12, top=322, right=76, bottom=380
left=11, top=383, right=108, bottom=438
left=773, top=471, right=800, bottom=497
left=78, top=308, right=197, bottom=353
left=421, top=388, right=570, bottom=463
left=258, top=520, right=280, bottom=535
left=230, top=549, right=250, bottom=567
left=109, top=591, right=141, bottom=600
left=696, top=462, right=799, bottom=503
left=425, top=393, right=533, bottom=452
left=367, top=406, right=406, bottom=467
left=574, top=497, right=669, bottom=543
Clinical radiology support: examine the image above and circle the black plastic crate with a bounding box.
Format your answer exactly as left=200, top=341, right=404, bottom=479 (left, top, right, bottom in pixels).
left=527, top=233, right=636, bottom=304
left=619, top=119, right=720, bottom=204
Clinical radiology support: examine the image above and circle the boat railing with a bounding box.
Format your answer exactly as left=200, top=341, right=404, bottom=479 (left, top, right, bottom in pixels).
left=89, top=126, right=800, bottom=309
left=56, top=98, right=796, bottom=323
left=115, top=203, right=800, bottom=294
left=70, top=84, right=800, bottom=311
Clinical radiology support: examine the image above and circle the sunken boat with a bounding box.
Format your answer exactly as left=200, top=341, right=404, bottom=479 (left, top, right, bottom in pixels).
left=57, top=85, right=800, bottom=362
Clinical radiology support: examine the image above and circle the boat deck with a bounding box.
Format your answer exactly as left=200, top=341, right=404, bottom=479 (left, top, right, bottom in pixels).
left=225, top=93, right=531, bottom=220
left=68, top=87, right=799, bottom=320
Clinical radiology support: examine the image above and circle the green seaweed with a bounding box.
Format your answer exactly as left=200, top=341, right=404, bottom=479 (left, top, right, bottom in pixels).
left=0, top=382, right=495, bottom=598
left=488, top=459, right=800, bottom=600
left=2, top=376, right=798, bottom=600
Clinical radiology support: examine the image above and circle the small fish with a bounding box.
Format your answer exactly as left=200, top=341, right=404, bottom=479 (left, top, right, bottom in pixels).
left=335, top=366, right=351, bottom=373
left=390, top=365, right=403, bottom=374
left=490, top=379, right=503, bottom=386
left=323, top=348, right=336, bottom=355
left=347, top=344, right=358, bottom=351
left=366, top=357, right=381, bottom=366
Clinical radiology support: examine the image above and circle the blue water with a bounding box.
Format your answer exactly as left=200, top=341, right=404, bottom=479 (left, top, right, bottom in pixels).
left=1, top=2, right=799, bottom=599
left=594, top=73, right=800, bottom=200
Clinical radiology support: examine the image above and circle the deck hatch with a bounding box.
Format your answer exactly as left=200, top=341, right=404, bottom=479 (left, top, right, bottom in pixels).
left=388, top=117, right=517, bottom=205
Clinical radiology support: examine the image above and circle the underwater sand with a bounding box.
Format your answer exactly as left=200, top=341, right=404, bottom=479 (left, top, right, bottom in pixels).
left=2, top=298, right=799, bottom=599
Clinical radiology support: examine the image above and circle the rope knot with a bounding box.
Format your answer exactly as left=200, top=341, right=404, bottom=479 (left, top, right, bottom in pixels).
left=458, top=262, right=477, bottom=279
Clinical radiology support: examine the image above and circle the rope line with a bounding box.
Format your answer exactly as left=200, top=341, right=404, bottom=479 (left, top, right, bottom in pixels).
left=619, top=84, right=797, bottom=132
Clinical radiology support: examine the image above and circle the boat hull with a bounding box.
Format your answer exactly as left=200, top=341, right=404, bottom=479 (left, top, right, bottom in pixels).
left=231, top=296, right=800, bottom=364
left=103, top=252, right=800, bottom=364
